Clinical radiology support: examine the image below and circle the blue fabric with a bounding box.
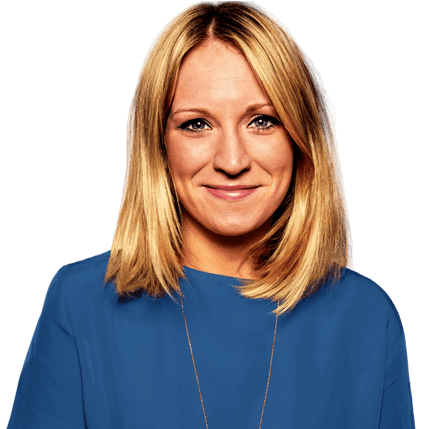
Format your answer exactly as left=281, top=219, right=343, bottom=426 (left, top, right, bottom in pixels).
left=8, top=251, right=415, bottom=428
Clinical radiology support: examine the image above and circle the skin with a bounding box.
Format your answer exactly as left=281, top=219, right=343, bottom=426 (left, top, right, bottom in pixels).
left=165, top=40, right=294, bottom=278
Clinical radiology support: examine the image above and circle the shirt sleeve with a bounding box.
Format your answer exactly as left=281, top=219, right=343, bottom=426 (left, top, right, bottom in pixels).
left=7, top=268, right=86, bottom=428
left=378, top=305, right=415, bottom=429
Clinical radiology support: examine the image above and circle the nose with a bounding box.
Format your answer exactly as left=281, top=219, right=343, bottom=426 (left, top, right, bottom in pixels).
left=213, top=129, right=251, bottom=176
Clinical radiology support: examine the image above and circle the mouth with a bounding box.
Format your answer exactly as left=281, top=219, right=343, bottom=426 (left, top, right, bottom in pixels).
left=204, top=185, right=259, bottom=201
left=205, top=185, right=258, bottom=192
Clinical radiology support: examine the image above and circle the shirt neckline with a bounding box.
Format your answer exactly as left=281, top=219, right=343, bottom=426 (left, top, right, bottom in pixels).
left=182, top=265, right=250, bottom=282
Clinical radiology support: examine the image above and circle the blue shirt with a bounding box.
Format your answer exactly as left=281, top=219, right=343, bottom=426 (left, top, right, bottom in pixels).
left=8, top=251, right=415, bottom=428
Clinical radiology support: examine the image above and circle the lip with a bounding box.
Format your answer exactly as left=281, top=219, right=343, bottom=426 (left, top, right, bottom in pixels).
left=207, top=185, right=256, bottom=191
left=205, top=185, right=259, bottom=201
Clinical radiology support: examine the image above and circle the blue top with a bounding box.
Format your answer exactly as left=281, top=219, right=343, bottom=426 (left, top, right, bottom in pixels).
left=8, top=251, right=415, bottom=428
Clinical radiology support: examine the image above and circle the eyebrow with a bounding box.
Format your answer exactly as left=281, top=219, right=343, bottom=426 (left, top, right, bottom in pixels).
left=169, top=103, right=274, bottom=118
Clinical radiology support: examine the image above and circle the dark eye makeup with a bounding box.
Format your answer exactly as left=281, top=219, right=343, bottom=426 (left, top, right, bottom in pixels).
left=177, top=114, right=280, bottom=133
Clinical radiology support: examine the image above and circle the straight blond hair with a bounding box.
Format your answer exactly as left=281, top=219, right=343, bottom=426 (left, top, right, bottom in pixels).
left=105, top=2, right=350, bottom=314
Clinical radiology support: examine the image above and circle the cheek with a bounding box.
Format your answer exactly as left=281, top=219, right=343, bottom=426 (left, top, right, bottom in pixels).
left=255, top=137, right=294, bottom=179
left=165, top=146, right=183, bottom=181
left=165, top=131, right=187, bottom=181
left=165, top=131, right=211, bottom=184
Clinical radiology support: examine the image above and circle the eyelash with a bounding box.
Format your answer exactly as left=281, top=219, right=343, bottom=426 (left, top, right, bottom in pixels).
left=178, top=115, right=280, bottom=133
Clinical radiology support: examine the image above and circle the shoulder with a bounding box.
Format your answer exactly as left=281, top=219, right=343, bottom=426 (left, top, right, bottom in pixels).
left=53, top=250, right=111, bottom=291
left=299, top=268, right=404, bottom=342
left=314, top=267, right=400, bottom=316
left=42, top=251, right=115, bottom=323
left=35, top=251, right=126, bottom=339
left=336, top=268, right=400, bottom=318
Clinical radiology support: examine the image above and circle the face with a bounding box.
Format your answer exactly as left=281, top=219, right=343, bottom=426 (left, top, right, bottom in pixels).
left=165, top=41, right=294, bottom=240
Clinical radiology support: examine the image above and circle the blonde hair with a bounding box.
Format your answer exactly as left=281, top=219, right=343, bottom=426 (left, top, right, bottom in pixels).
left=105, top=1, right=350, bottom=314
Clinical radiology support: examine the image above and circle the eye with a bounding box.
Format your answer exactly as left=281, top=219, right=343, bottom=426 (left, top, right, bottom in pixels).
left=178, top=118, right=211, bottom=133
left=248, top=114, right=280, bottom=130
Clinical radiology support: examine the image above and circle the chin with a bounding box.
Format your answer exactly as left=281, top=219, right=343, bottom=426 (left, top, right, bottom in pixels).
left=207, top=219, right=269, bottom=239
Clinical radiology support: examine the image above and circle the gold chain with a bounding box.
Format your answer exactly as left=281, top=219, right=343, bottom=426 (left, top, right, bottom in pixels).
left=179, top=293, right=278, bottom=429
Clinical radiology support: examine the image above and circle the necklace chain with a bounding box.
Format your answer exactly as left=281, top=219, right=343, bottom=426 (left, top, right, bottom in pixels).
left=179, top=293, right=278, bottom=429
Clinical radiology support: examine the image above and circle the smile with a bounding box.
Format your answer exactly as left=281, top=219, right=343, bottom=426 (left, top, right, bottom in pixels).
left=205, top=186, right=258, bottom=201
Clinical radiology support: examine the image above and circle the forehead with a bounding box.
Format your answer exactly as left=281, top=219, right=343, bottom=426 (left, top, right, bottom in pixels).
left=172, top=41, right=271, bottom=109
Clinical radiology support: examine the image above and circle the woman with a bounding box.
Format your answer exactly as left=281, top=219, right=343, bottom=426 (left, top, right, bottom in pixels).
left=7, top=2, right=415, bottom=428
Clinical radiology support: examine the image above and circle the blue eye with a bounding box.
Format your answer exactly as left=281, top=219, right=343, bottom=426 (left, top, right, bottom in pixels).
left=179, top=119, right=211, bottom=133
left=178, top=115, right=279, bottom=133
left=248, top=115, right=280, bottom=130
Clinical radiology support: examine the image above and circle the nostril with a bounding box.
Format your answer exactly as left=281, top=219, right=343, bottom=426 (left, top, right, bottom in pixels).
left=214, top=162, right=251, bottom=177
left=213, top=142, right=251, bottom=176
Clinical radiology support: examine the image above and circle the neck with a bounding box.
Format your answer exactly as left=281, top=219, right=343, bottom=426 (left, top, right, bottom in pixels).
left=181, top=216, right=269, bottom=280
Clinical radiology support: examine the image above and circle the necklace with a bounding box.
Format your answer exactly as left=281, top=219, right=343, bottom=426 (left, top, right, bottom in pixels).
left=179, top=293, right=278, bottom=429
